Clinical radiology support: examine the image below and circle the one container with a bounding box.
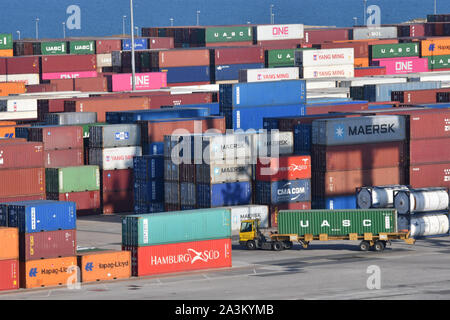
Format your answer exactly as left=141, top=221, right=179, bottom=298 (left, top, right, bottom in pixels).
left=255, top=179, right=311, bottom=204
left=77, top=250, right=131, bottom=283
left=42, top=71, right=97, bottom=80
left=256, top=155, right=311, bottom=181
left=394, top=188, right=449, bottom=215
left=0, top=228, right=18, bottom=260
left=45, top=166, right=100, bottom=193
left=89, top=146, right=142, bottom=170
left=256, top=24, right=304, bottom=41
left=372, top=57, right=428, bottom=75
left=89, top=124, right=141, bottom=148
left=196, top=181, right=252, bottom=208
left=0, top=259, right=19, bottom=291
left=111, top=73, right=167, bottom=91
left=20, top=229, right=76, bottom=261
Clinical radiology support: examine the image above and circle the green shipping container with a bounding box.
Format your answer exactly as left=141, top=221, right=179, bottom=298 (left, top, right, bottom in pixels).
left=278, top=209, right=397, bottom=236
left=122, top=208, right=232, bottom=247
left=70, top=41, right=95, bottom=54
left=371, top=43, right=419, bottom=59
left=0, top=33, right=13, bottom=50
left=46, top=166, right=100, bottom=193
left=428, top=55, right=450, bottom=70
left=206, top=26, right=253, bottom=43
left=41, top=41, right=67, bottom=55
left=81, top=123, right=104, bottom=138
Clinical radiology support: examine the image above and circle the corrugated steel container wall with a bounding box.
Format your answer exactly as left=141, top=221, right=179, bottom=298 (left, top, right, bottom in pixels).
left=0, top=259, right=19, bottom=291
left=147, top=92, right=213, bottom=109
left=301, top=64, right=354, bottom=79
left=270, top=201, right=311, bottom=228
left=168, top=103, right=220, bottom=116
left=196, top=163, right=253, bottom=184
left=89, top=124, right=141, bottom=148
left=45, top=166, right=100, bottom=193
left=124, top=238, right=232, bottom=277
left=47, top=191, right=100, bottom=215
left=28, top=126, right=83, bottom=150
left=219, top=205, right=269, bottom=233
left=20, top=229, right=76, bottom=261
left=306, top=102, right=368, bottom=115
left=44, top=148, right=84, bottom=168
left=0, top=142, right=44, bottom=169
left=213, top=47, right=264, bottom=65
left=133, top=156, right=164, bottom=181
left=363, top=81, right=441, bottom=102
left=0, top=227, right=18, bottom=260
left=122, top=38, right=148, bottom=51
left=6, top=56, right=40, bottom=74
left=409, top=138, right=450, bottom=165
left=256, top=155, right=311, bottom=181
left=148, top=37, right=174, bottom=49
left=89, top=146, right=142, bottom=170
left=164, top=181, right=180, bottom=204
left=255, top=179, right=311, bottom=204
left=205, top=26, right=253, bottom=43
left=409, top=162, right=450, bottom=189
left=7, top=200, right=76, bottom=233
left=41, top=55, right=96, bottom=73
left=101, top=190, right=134, bottom=214
left=278, top=209, right=397, bottom=236
left=20, top=256, right=77, bottom=289
left=371, top=43, right=419, bottom=59
left=214, top=63, right=264, bottom=82
left=303, top=28, right=350, bottom=44
left=409, top=110, right=450, bottom=140
left=122, top=208, right=231, bottom=246
left=197, top=182, right=252, bottom=208
left=107, top=108, right=210, bottom=124
left=135, top=180, right=164, bottom=203
left=239, top=67, right=300, bottom=83
left=45, top=112, right=97, bottom=126
left=74, top=76, right=109, bottom=92
left=0, top=168, right=45, bottom=197
left=0, top=195, right=45, bottom=206
left=353, top=27, right=398, bottom=40
left=0, top=58, right=6, bottom=74
left=160, top=66, right=211, bottom=83
left=77, top=250, right=131, bottom=282
left=321, top=42, right=369, bottom=58
left=102, top=169, right=133, bottom=192
left=253, top=131, right=295, bottom=156
left=295, top=48, right=354, bottom=67
left=156, top=49, right=210, bottom=68
left=96, top=39, right=122, bottom=54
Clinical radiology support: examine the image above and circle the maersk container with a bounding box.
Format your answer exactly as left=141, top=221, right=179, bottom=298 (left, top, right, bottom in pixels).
left=121, top=208, right=231, bottom=246
left=253, top=131, right=294, bottom=156
left=312, top=115, right=406, bottom=146
left=89, top=124, right=141, bottom=148
left=357, top=185, right=409, bottom=209
left=295, top=48, right=354, bottom=67
left=45, top=112, right=97, bottom=126
left=122, top=38, right=148, bottom=51
left=214, top=63, right=264, bottom=82
left=313, top=196, right=357, bottom=210
left=278, top=209, right=398, bottom=236
left=394, top=188, right=449, bottom=215
left=371, top=43, right=419, bottom=59
left=89, top=146, right=142, bottom=170
left=363, top=81, right=441, bottom=102
left=106, top=108, right=210, bottom=124
left=197, top=181, right=252, bottom=208
left=133, top=155, right=164, bottom=181
left=45, top=166, right=100, bottom=193
left=196, top=163, right=252, bottom=184
left=255, top=179, right=311, bottom=204
left=1, top=200, right=76, bottom=233
left=159, top=66, right=210, bottom=84
left=219, top=80, right=306, bottom=108
left=195, top=133, right=255, bottom=163
left=134, top=180, right=164, bottom=203
left=352, top=27, right=398, bottom=40
left=219, top=205, right=269, bottom=233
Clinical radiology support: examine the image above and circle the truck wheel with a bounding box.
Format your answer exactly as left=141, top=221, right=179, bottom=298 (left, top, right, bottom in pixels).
left=246, top=240, right=256, bottom=250
left=272, top=242, right=283, bottom=251
left=283, top=241, right=293, bottom=250
left=374, top=241, right=385, bottom=252
left=359, top=241, right=370, bottom=252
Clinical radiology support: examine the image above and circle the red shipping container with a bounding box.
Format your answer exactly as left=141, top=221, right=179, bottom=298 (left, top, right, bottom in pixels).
left=409, top=138, right=450, bottom=165
left=321, top=41, right=369, bottom=58
left=0, top=142, right=44, bottom=169
left=306, top=102, right=368, bottom=115
left=96, top=39, right=122, bottom=54
left=42, top=55, right=96, bottom=73
left=102, top=190, right=134, bottom=214
left=408, top=110, right=450, bottom=140
left=6, top=56, right=40, bottom=75
left=146, top=93, right=213, bottom=109
left=50, top=79, right=75, bottom=91
left=213, top=47, right=264, bottom=65
left=409, top=24, right=426, bottom=37
left=47, top=190, right=100, bottom=215
left=0, top=168, right=45, bottom=198
left=44, top=148, right=84, bottom=168
left=157, top=49, right=210, bottom=68
left=37, top=99, right=66, bottom=122
left=25, top=83, right=57, bottom=93
left=269, top=202, right=312, bottom=228
left=28, top=126, right=83, bottom=150
left=0, top=259, right=19, bottom=291
left=74, top=76, right=109, bottom=92
left=148, top=37, right=175, bottom=49
left=409, top=162, right=450, bottom=189
left=123, top=238, right=232, bottom=277
left=0, top=58, right=6, bottom=75
left=355, top=66, right=386, bottom=77
left=19, top=230, right=76, bottom=261
left=256, top=155, right=311, bottom=181
left=304, top=28, right=350, bottom=44
left=101, top=169, right=133, bottom=192
left=257, top=39, right=302, bottom=49
left=392, top=88, right=450, bottom=104
left=206, top=41, right=253, bottom=47
left=312, top=141, right=407, bottom=172
left=0, top=194, right=45, bottom=203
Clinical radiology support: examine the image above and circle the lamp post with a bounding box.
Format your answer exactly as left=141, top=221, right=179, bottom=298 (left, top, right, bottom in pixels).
left=196, top=10, right=200, bottom=26
left=353, top=17, right=358, bottom=26
left=135, top=26, right=139, bottom=37
left=35, top=18, right=39, bottom=39
left=270, top=5, right=274, bottom=24
left=130, top=0, right=136, bottom=91
left=122, top=15, right=127, bottom=35
left=170, top=18, right=174, bottom=27
left=62, top=22, right=66, bottom=39
left=363, top=0, right=367, bottom=25
left=434, top=0, right=437, bottom=14
left=16, top=31, right=20, bottom=40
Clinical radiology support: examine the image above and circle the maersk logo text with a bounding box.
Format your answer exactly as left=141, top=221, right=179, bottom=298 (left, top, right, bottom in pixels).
left=348, top=124, right=395, bottom=136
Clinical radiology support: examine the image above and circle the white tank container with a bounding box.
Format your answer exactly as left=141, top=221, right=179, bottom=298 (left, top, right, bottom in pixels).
left=357, top=185, right=409, bottom=209
left=394, top=188, right=449, bottom=215
left=410, top=214, right=450, bottom=237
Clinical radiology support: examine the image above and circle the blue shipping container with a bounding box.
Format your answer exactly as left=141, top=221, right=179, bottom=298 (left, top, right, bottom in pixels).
left=313, top=195, right=357, bottom=210
left=134, top=180, right=165, bottom=203
left=197, top=182, right=252, bottom=208
left=159, top=66, right=211, bottom=83
left=106, top=108, right=210, bottom=124
left=263, top=117, right=280, bottom=130
left=363, top=81, right=441, bottom=102
left=134, top=202, right=165, bottom=214
left=255, top=179, right=311, bottom=204
left=294, top=123, right=312, bottom=153
left=418, top=103, right=450, bottom=109
left=122, top=38, right=148, bottom=51
left=215, top=63, right=264, bottom=81
left=144, top=142, right=165, bottom=155
left=164, top=103, right=221, bottom=116
left=133, top=155, right=164, bottom=181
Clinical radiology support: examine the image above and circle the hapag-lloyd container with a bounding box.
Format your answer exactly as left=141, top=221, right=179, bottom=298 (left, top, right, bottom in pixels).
left=77, top=250, right=131, bottom=283
left=256, top=155, right=311, bottom=181
left=409, top=138, right=450, bottom=164
left=45, top=166, right=100, bottom=193
left=301, top=65, right=354, bottom=79
left=20, top=229, right=76, bottom=261
left=421, top=38, right=450, bottom=56
left=239, top=67, right=299, bottom=83
left=0, top=259, right=19, bottom=291
left=256, top=24, right=304, bottom=41
left=89, top=124, right=141, bottom=148
left=278, top=209, right=397, bottom=236
left=295, top=48, right=354, bottom=67
left=371, top=43, right=419, bottom=59
left=197, top=181, right=252, bottom=208
left=410, top=162, right=450, bottom=189
left=28, top=126, right=83, bottom=150
left=312, top=115, right=406, bottom=146
left=42, top=71, right=98, bottom=80
left=124, top=238, right=232, bottom=277
left=0, top=142, right=44, bottom=169
left=352, top=27, right=398, bottom=40
left=372, top=57, right=428, bottom=75
left=255, top=179, right=311, bottom=204
left=0, top=168, right=45, bottom=197
left=89, top=146, right=142, bottom=170
left=196, top=163, right=253, bottom=184
left=44, top=148, right=84, bottom=168
left=112, top=73, right=167, bottom=92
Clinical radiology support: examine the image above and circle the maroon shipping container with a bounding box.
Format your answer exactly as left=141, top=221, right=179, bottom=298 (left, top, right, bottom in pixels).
left=409, top=138, right=450, bottom=165
left=28, top=126, right=83, bottom=150
left=101, top=190, right=134, bottom=214
left=44, top=148, right=84, bottom=168
left=19, top=230, right=76, bottom=261
left=25, top=83, right=57, bottom=93
left=213, top=47, right=264, bottom=65
left=50, top=79, right=75, bottom=91
left=408, top=110, right=450, bottom=140
left=0, top=142, right=44, bottom=169
left=321, top=41, right=369, bottom=58
left=148, top=37, right=175, bottom=49
left=0, top=168, right=45, bottom=198
left=258, top=39, right=303, bottom=49
left=270, top=202, right=312, bottom=228
left=312, top=141, right=407, bottom=172
left=101, top=169, right=133, bottom=192
left=6, top=56, right=40, bottom=75
left=0, top=58, right=6, bottom=75
left=96, top=39, right=122, bottom=54
left=205, top=41, right=254, bottom=47
left=37, top=99, right=66, bottom=122
left=169, top=82, right=211, bottom=87
left=74, top=76, right=108, bottom=92
left=304, top=28, right=350, bottom=44
left=409, top=162, right=450, bottom=189
left=0, top=259, right=19, bottom=292
left=47, top=191, right=101, bottom=215
left=306, top=102, right=368, bottom=115
left=0, top=194, right=45, bottom=203
left=145, top=93, right=213, bottom=109
left=407, top=24, right=426, bottom=37
left=42, top=55, right=96, bottom=73
left=392, top=88, right=450, bottom=104
left=355, top=66, right=386, bottom=77
left=312, top=167, right=406, bottom=198
left=277, top=113, right=362, bottom=132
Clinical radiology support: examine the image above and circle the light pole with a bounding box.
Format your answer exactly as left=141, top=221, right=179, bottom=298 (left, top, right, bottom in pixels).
left=16, top=31, right=20, bottom=40
left=170, top=18, right=174, bottom=27
left=363, top=0, right=367, bottom=25
left=135, top=26, right=139, bottom=37
left=271, top=13, right=275, bottom=25
left=35, top=18, right=39, bottom=39
left=130, top=0, right=136, bottom=91
left=196, top=10, right=200, bottom=26
left=62, top=22, right=66, bottom=39
left=270, top=5, right=274, bottom=24
left=434, top=0, right=437, bottom=14
left=353, top=17, right=358, bottom=26
left=122, top=15, right=127, bottom=35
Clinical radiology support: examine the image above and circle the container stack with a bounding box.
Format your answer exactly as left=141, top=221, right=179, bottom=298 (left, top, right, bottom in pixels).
left=0, top=227, right=19, bottom=291
left=0, top=200, right=77, bottom=289
left=89, top=124, right=142, bottom=214
left=122, top=208, right=232, bottom=277
left=370, top=42, right=426, bottom=75
left=295, top=48, right=355, bottom=79
left=311, top=115, right=408, bottom=209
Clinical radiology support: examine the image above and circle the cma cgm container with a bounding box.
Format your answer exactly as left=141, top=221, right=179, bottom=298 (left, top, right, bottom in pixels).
left=255, top=179, right=311, bottom=204
left=45, top=166, right=100, bottom=193
left=197, top=182, right=252, bottom=208
left=0, top=259, right=19, bottom=291
left=122, top=208, right=231, bottom=246
left=20, top=229, right=76, bottom=261
left=77, top=250, right=131, bottom=283
left=278, top=209, right=397, bottom=236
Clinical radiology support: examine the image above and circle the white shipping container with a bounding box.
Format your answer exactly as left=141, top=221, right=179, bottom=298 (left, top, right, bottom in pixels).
left=219, top=205, right=269, bottom=233
left=96, top=53, right=113, bottom=68
left=239, top=67, right=299, bottom=83
left=353, top=27, right=398, bottom=40
left=6, top=74, right=40, bottom=85
left=302, top=64, right=354, bottom=79
left=256, top=24, right=304, bottom=41
left=253, top=131, right=294, bottom=156
left=89, top=146, right=142, bottom=170
left=0, top=75, right=6, bottom=82
left=0, top=111, right=37, bottom=120
left=0, top=98, right=37, bottom=112
left=337, top=77, right=407, bottom=88
left=296, top=48, right=354, bottom=67
left=306, top=79, right=337, bottom=90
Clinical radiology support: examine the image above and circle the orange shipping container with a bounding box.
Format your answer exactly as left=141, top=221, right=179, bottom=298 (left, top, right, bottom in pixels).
left=77, top=250, right=131, bottom=283
left=421, top=38, right=450, bottom=56
left=0, top=125, right=16, bottom=138
left=158, top=49, right=210, bottom=68
left=20, top=256, right=77, bottom=289
left=354, top=58, right=369, bottom=68
left=0, top=82, right=26, bottom=96
left=0, top=228, right=19, bottom=260
left=0, top=121, right=16, bottom=126
left=0, top=50, right=13, bottom=57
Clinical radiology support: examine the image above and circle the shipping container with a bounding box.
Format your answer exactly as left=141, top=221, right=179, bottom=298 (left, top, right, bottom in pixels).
left=304, top=28, right=350, bottom=44
left=96, top=39, right=122, bottom=54
left=0, top=168, right=45, bottom=198
left=239, top=67, right=299, bottom=83
left=196, top=163, right=252, bottom=184
left=212, top=47, right=264, bottom=65
left=27, top=126, right=83, bottom=150
left=371, top=42, right=419, bottom=59
left=97, top=53, right=112, bottom=67
left=42, top=71, right=98, bottom=80
left=256, top=155, right=311, bottom=181
left=270, top=201, right=311, bottom=228
left=101, top=190, right=134, bottom=214
left=41, top=42, right=67, bottom=55
left=0, top=259, right=18, bottom=291
left=301, top=64, right=354, bottom=79
left=356, top=185, right=409, bottom=209
left=409, top=138, right=450, bottom=165
left=255, top=179, right=311, bottom=204
left=20, top=256, right=77, bottom=288
left=353, top=27, right=398, bottom=40
left=0, top=98, right=37, bottom=112
left=0, top=49, right=13, bottom=57
left=421, top=38, right=450, bottom=56
left=0, top=228, right=18, bottom=260
left=135, top=179, right=164, bottom=203
left=362, top=81, right=441, bottom=102
left=256, top=24, right=304, bottom=41
left=102, top=169, right=133, bottom=192
left=122, top=38, right=148, bottom=51
left=266, top=49, right=296, bottom=68
left=107, top=108, right=210, bottom=124
left=214, top=63, right=264, bottom=82
left=197, top=182, right=252, bottom=208
left=47, top=190, right=100, bottom=215
left=313, top=195, right=357, bottom=210
left=77, top=250, right=131, bottom=282
left=394, top=188, right=449, bottom=215
left=74, top=76, right=109, bottom=92
left=89, top=124, right=141, bottom=148
left=0, top=141, right=44, bottom=169
left=206, top=26, right=253, bottom=43
left=70, top=40, right=95, bottom=54
left=20, top=229, right=76, bottom=261
left=372, top=57, right=428, bottom=75
left=6, top=56, right=40, bottom=74
left=41, top=54, right=96, bottom=73
left=409, top=162, right=450, bottom=189
left=428, top=55, right=450, bottom=70
left=89, top=146, right=142, bottom=170
left=148, top=37, right=174, bottom=49
left=147, top=92, right=213, bottom=109
left=295, top=48, right=354, bottom=67
left=134, top=155, right=164, bottom=181
left=152, top=49, right=210, bottom=68
left=45, top=112, right=97, bottom=126
left=253, top=131, right=295, bottom=156
left=112, top=73, right=167, bottom=91
left=321, top=42, right=369, bottom=58
left=44, top=148, right=84, bottom=168
left=0, top=34, right=13, bottom=50
left=0, top=82, right=26, bottom=96
left=160, top=65, right=211, bottom=84
left=46, top=166, right=100, bottom=193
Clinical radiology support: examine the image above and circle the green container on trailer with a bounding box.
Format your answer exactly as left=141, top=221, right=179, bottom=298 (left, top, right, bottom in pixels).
left=206, top=26, right=253, bottom=43
left=41, top=41, right=67, bottom=55
left=122, top=208, right=232, bottom=247
left=278, top=209, right=397, bottom=236
left=0, top=34, right=13, bottom=50
left=45, top=165, right=100, bottom=193
left=371, top=43, right=419, bottom=59
left=428, top=55, right=450, bottom=70
left=70, top=40, right=96, bottom=54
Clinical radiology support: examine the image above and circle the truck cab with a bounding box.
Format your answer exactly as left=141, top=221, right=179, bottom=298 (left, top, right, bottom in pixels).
left=239, top=219, right=293, bottom=251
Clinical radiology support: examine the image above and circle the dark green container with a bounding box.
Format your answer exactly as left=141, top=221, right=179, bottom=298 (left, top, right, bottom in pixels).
left=46, top=166, right=100, bottom=193
left=278, top=209, right=397, bottom=236
left=371, top=43, right=419, bottom=59
left=0, top=34, right=13, bottom=50
left=206, top=26, right=253, bottom=43
left=41, top=41, right=67, bottom=55
left=428, top=55, right=450, bottom=70
left=70, top=40, right=95, bottom=54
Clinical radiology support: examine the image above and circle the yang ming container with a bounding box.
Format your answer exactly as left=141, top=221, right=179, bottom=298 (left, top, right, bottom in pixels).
left=20, top=229, right=76, bottom=261
left=295, top=48, right=354, bottom=67
left=45, top=166, right=100, bottom=193
left=121, top=208, right=231, bottom=246
left=89, top=146, right=142, bottom=170
left=89, top=124, right=141, bottom=148
left=239, top=67, right=299, bottom=83
left=255, top=179, right=311, bottom=204
left=197, top=181, right=252, bottom=208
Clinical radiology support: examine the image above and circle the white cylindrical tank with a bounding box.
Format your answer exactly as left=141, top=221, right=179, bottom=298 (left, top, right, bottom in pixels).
left=394, top=188, right=449, bottom=215
left=410, top=214, right=450, bottom=237
left=357, top=185, right=409, bottom=209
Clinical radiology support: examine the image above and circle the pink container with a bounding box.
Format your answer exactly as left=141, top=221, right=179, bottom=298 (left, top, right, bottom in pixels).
left=42, top=71, right=98, bottom=80
left=372, top=57, right=428, bottom=75
left=112, top=73, right=167, bottom=92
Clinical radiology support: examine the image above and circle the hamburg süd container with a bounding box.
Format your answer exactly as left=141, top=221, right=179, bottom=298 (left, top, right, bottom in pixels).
left=394, top=188, right=449, bottom=215
left=0, top=259, right=19, bottom=291
left=89, top=146, right=142, bottom=170
left=255, top=179, right=311, bottom=204
left=20, top=229, right=76, bottom=261
left=0, top=227, right=18, bottom=260
left=77, top=250, right=131, bottom=283
left=256, top=155, right=311, bottom=181
left=196, top=181, right=252, bottom=208
left=89, top=124, right=141, bottom=148
left=45, top=166, right=100, bottom=193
